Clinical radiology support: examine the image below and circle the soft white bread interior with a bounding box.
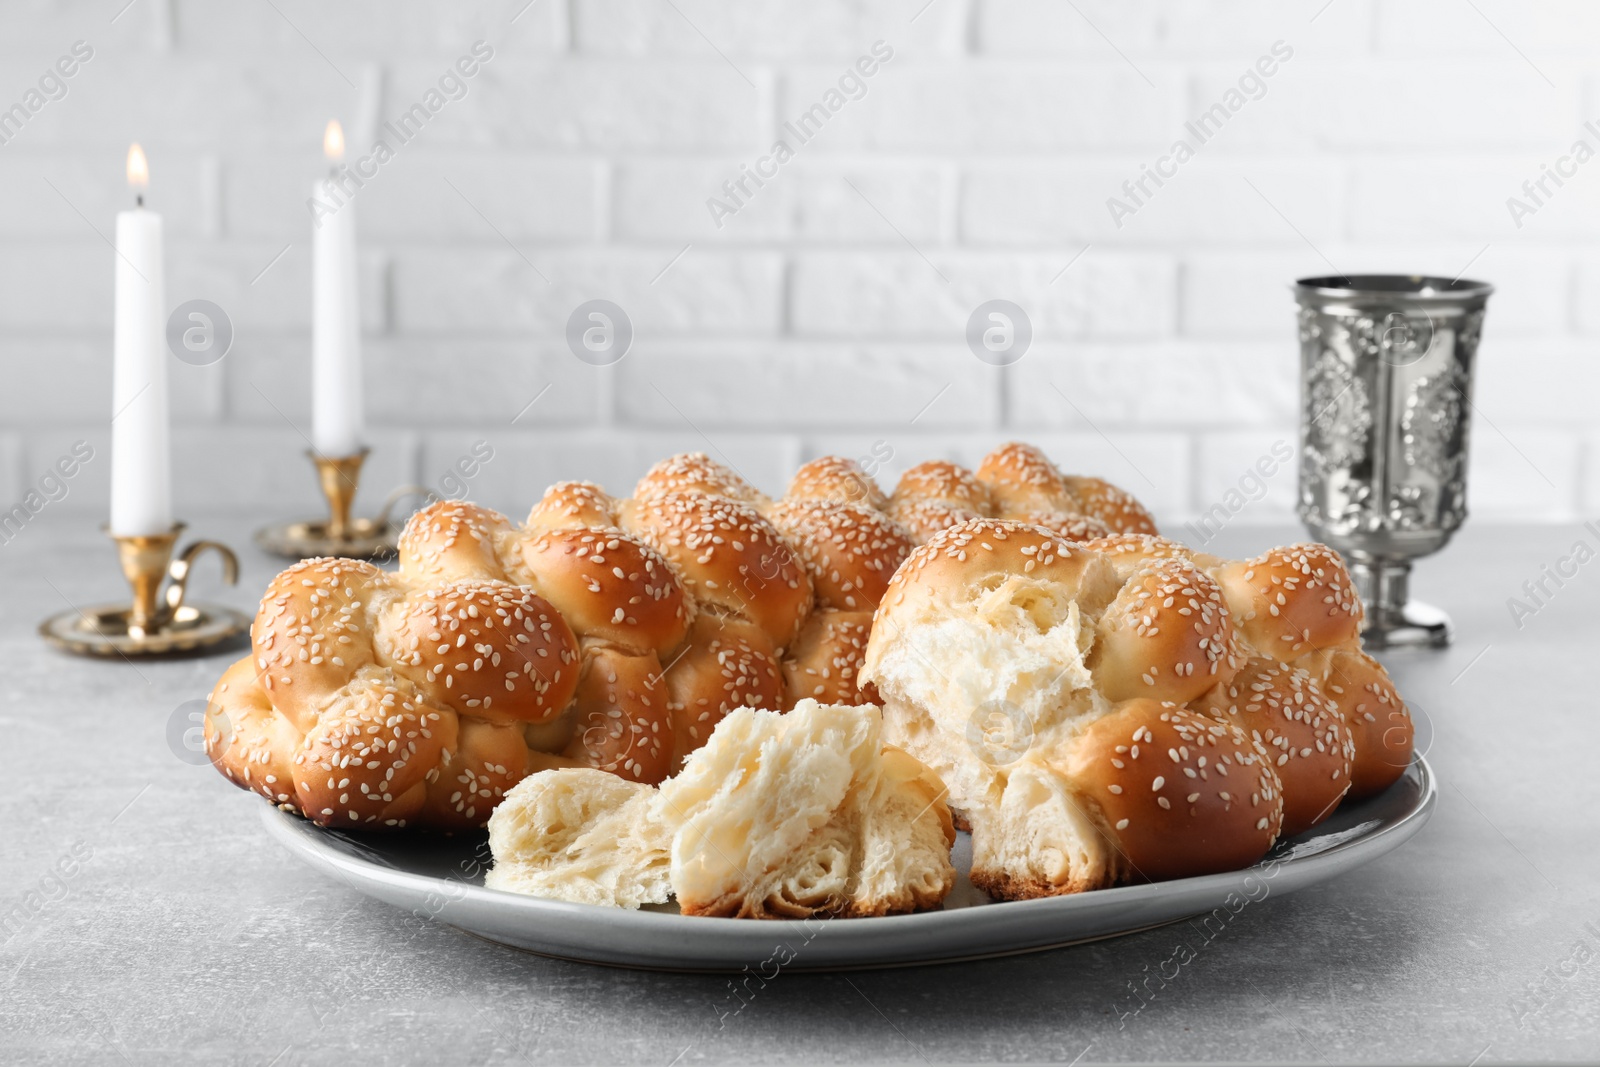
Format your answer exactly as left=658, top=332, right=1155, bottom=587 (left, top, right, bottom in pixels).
left=486, top=701, right=955, bottom=917
left=968, top=761, right=1123, bottom=899
left=485, top=768, right=670, bottom=909
left=863, top=531, right=1121, bottom=818
left=656, top=700, right=955, bottom=918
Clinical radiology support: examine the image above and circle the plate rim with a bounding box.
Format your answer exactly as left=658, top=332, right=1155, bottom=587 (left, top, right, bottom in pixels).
left=258, top=755, right=1436, bottom=968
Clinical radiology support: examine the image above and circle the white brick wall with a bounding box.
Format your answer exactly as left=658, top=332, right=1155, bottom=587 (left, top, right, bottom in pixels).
left=1, top=0, right=1595, bottom=528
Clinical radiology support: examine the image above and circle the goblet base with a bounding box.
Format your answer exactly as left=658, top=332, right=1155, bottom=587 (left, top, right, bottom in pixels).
left=1361, top=599, right=1452, bottom=651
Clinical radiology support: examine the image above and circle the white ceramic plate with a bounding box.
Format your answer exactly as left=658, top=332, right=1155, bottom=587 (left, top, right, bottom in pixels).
left=261, top=756, right=1436, bottom=972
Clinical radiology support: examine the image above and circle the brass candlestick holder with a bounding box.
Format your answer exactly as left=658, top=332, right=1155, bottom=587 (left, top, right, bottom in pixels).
left=38, top=523, right=251, bottom=657
left=254, top=448, right=416, bottom=560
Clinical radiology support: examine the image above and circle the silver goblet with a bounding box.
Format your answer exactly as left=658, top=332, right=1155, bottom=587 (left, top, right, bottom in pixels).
left=1293, top=274, right=1493, bottom=649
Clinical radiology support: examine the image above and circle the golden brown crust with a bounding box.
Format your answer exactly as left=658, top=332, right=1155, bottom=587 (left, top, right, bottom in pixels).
left=1080, top=533, right=1195, bottom=575
left=785, top=456, right=888, bottom=511
left=1064, top=700, right=1284, bottom=882
left=967, top=866, right=1080, bottom=902
left=419, top=717, right=536, bottom=831
left=1016, top=509, right=1113, bottom=544
left=974, top=445, right=1157, bottom=534
left=291, top=668, right=451, bottom=830
left=1062, top=475, right=1159, bottom=535
left=886, top=499, right=986, bottom=545
left=1322, top=649, right=1413, bottom=799
left=526, top=480, right=618, bottom=531
left=975, top=442, right=1077, bottom=516
left=1092, top=558, right=1240, bottom=705
left=763, top=500, right=912, bottom=612
left=513, top=526, right=692, bottom=657
left=376, top=579, right=581, bottom=727
left=620, top=491, right=813, bottom=649
left=890, top=460, right=994, bottom=515
left=398, top=500, right=512, bottom=584
left=782, top=609, right=874, bottom=709
left=873, top=517, right=1117, bottom=626
left=205, top=657, right=300, bottom=806
left=1192, top=657, right=1353, bottom=837
left=633, top=451, right=767, bottom=506
left=663, top=616, right=784, bottom=763
left=1212, top=543, right=1364, bottom=661
left=250, top=557, right=384, bottom=733
left=564, top=646, right=675, bottom=785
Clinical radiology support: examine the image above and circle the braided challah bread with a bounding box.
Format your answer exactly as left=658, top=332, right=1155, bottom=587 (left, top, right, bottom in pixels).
left=859, top=521, right=1415, bottom=899
left=205, top=444, right=1158, bottom=832
left=209, top=440, right=1411, bottom=901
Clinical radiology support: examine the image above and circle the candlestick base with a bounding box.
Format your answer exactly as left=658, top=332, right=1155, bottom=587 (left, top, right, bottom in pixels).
left=253, top=516, right=402, bottom=561
left=39, top=601, right=251, bottom=658
left=38, top=522, right=249, bottom=658
left=253, top=450, right=422, bottom=561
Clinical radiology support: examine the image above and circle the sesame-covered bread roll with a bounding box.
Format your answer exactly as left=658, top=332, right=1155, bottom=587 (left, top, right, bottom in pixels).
left=634, top=451, right=767, bottom=507
left=889, top=445, right=1157, bottom=546
left=1193, top=658, right=1354, bottom=837
left=786, top=455, right=889, bottom=511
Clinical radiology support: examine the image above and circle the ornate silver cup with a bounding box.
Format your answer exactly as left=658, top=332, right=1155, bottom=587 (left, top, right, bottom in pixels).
left=1293, top=274, right=1493, bottom=649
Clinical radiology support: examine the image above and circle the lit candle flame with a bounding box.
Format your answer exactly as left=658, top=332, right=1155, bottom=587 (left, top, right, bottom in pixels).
left=126, top=143, right=149, bottom=192
left=323, top=120, right=345, bottom=163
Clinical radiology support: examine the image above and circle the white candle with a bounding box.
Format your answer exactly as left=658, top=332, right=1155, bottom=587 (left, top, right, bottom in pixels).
left=109, top=143, right=173, bottom=536
left=311, top=119, right=363, bottom=458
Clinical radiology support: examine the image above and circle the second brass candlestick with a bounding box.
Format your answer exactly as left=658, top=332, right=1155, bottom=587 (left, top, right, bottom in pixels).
left=255, top=448, right=416, bottom=560
left=315, top=449, right=365, bottom=541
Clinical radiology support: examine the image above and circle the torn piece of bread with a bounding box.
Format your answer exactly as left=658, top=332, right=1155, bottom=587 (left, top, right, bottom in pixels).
left=485, top=702, right=955, bottom=917
left=861, top=519, right=1287, bottom=900
left=485, top=768, right=671, bottom=909
left=656, top=701, right=955, bottom=919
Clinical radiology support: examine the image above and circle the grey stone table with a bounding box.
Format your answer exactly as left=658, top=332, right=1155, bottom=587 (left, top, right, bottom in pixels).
left=3, top=514, right=1597, bottom=1065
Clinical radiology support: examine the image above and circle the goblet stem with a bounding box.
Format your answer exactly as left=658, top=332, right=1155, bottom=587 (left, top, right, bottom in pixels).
left=1350, top=557, right=1452, bottom=650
